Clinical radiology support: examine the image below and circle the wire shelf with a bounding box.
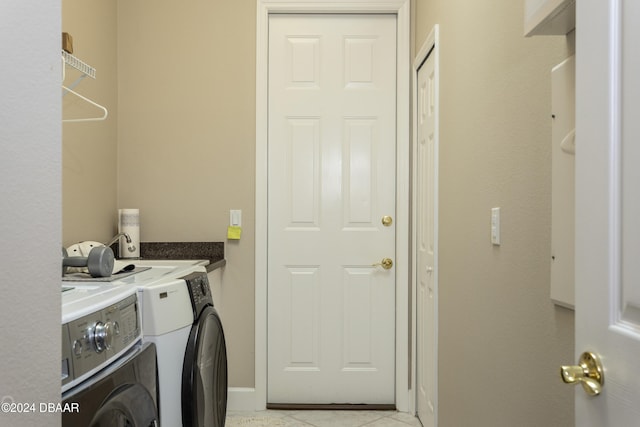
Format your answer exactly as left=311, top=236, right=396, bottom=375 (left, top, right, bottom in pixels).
left=62, top=50, right=96, bottom=79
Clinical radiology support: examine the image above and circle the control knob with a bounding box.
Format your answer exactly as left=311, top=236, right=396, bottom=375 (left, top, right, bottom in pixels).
left=90, top=321, right=114, bottom=353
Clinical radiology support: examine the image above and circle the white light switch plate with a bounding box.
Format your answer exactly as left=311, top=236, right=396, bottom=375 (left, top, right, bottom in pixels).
left=491, top=207, right=501, bottom=245
left=230, top=209, right=242, bottom=227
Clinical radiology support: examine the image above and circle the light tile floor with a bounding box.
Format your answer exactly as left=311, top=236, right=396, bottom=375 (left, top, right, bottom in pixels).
left=225, top=410, right=423, bottom=427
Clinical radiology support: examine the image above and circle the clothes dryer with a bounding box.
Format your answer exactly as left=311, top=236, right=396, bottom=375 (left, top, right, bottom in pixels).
left=181, top=271, right=228, bottom=427
left=136, top=265, right=227, bottom=427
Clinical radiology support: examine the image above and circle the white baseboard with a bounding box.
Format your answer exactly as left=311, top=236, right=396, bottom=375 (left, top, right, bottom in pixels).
left=227, top=387, right=258, bottom=411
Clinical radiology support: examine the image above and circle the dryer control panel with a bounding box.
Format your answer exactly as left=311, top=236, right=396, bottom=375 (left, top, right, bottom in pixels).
left=61, top=293, right=140, bottom=392
left=181, top=272, right=214, bottom=318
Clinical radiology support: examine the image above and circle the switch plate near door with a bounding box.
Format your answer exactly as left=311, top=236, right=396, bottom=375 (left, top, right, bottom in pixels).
left=230, top=210, right=242, bottom=227
left=491, top=207, right=501, bottom=245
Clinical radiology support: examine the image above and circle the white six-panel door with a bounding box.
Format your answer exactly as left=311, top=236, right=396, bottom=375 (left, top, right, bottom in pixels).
left=267, top=13, right=397, bottom=404
left=575, top=0, right=640, bottom=424
left=416, top=46, right=437, bottom=427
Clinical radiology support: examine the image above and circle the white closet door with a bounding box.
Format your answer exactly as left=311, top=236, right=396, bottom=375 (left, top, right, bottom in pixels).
left=267, top=13, right=397, bottom=404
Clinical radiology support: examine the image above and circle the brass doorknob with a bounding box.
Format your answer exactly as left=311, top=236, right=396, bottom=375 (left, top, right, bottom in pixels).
left=372, top=258, right=393, bottom=270
left=381, top=215, right=393, bottom=226
left=560, top=351, right=604, bottom=396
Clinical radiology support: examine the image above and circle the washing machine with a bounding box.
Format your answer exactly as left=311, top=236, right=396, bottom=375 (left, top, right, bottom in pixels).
left=138, top=267, right=227, bottom=427
left=61, top=283, right=158, bottom=426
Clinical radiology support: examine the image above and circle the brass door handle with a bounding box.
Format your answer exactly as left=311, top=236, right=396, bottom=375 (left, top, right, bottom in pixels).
left=381, top=215, right=393, bottom=226
left=560, top=351, right=604, bottom=396
left=372, top=258, right=393, bottom=270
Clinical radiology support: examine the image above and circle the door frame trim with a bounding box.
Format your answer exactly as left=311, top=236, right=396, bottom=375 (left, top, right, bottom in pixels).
left=411, top=25, right=440, bottom=423
left=255, top=0, right=411, bottom=412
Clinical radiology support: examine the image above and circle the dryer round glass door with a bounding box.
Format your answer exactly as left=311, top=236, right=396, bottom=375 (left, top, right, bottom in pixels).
left=182, top=306, right=228, bottom=427
left=62, top=342, right=158, bottom=427
left=90, top=383, right=157, bottom=426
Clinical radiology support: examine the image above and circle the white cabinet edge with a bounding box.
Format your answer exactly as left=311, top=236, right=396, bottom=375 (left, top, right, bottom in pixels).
left=524, top=0, right=576, bottom=37
left=550, top=56, right=576, bottom=310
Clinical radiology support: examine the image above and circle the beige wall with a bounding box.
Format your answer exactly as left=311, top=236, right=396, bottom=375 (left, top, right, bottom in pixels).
left=414, top=1, right=575, bottom=425
left=62, top=0, right=118, bottom=245
left=116, top=0, right=256, bottom=387
left=62, top=0, right=257, bottom=387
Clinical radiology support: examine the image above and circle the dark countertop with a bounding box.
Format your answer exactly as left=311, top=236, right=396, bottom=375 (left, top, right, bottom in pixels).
left=116, top=242, right=225, bottom=272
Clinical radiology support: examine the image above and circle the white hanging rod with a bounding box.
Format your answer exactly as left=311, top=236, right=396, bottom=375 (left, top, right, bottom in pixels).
left=62, top=50, right=95, bottom=79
